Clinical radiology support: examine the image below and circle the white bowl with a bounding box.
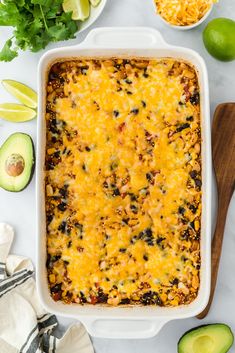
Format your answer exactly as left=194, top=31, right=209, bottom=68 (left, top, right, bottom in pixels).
left=153, top=1, right=213, bottom=30
left=77, top=0, right=107, bottom=34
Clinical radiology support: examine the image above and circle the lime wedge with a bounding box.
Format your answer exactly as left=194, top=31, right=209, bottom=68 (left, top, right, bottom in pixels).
left=0, top=103, right=36, bottom=122
left=2, top=80, right=37, bottom=109
left=63, top=0, right=90, bottom=21
left=89, top=0, right=101, bottom=7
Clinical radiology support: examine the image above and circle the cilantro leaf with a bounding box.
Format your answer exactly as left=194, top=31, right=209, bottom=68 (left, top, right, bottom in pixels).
left=0, top=3, right=19, bottom=26
left=0, top=39, right=18, bottom=62
left=0, top=0, right=78, bottom=61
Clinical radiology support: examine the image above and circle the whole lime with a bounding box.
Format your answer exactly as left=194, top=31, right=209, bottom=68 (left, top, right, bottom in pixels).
left=203, top=18, right=235, bottom=62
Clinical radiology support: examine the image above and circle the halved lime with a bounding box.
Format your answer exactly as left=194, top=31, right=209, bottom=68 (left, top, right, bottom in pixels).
left=0, top=103, right=36, bottom=122
left=63, top=0, right=90, bottom=21
left=89, top=0, right=101, bottom=7
left=2, top=80, right=37, bottom=109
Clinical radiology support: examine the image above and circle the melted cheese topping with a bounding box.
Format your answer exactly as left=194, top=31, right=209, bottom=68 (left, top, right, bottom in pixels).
left=155, top=0, right=217, bottom=26
left=45, top=58, right=201, bottom=306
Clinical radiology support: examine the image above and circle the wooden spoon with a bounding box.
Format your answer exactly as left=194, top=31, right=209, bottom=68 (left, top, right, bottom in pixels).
left=197, top=103, right=235, bottom=319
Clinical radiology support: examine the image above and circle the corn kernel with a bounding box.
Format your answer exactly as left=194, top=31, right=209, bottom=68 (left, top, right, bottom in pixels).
left=49, top=274, right=55, bottom=283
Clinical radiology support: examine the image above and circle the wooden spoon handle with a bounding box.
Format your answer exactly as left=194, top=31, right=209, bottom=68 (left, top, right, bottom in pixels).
left=197, top=190, right=233, bottom=319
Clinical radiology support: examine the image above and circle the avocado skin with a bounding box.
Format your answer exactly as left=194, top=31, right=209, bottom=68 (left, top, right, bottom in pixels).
left=0, top=133, right=35, bottom=192
left=10, top=135, right=35, bottom=193
left=178, top=324, right=234, bottom=353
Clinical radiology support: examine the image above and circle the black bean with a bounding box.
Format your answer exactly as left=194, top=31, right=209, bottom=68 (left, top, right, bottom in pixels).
left=59, top=185, right=69, bottom=198
left=79, top=291, right=87, bottom=304
left=141, top=291, right=163, bottom=306
left=178, top=206, right=186, bottom=215
left=141, top=100, right=146, bottom=108
left=103, top=181, right=109, bottom=188
left=131, top=108, right=139, bottom=115
left=176, top=123, right=190, bottom=133
left=189, top=204, right=197, bottom=214
left=156, top=237, right=165, bottom=245
left=46, top=161, right=55, bottom=171
left=47, top=214, right=53, bottom=224
left=171, top=278, right=179, bottom=285
left=129, top=193, right=137, bottom=201
left=120, top=298, right=131, bottom=304
left=125, top=79, right=132, bottom=84
left=49, top=126, right=59, bottom=135
left=51, top=283, right=62, bottom=293
left=51, top=136, right=57, bottom=143
left=186, top=116, right=194, bottom=122
left=57, top=202, right=67, bottom=212
left=119, top=248, right=126, bottom=253
left=97, top=289, right=108, bottom=303
left=113, top=188, right=120, bottom=196
left=190, top=92, right=200, bottom=105
left=145, top=228, right=153, bottom=237
left=122, top=218, right=129, bottom=225
left=139, top=228, right=154, bottom=246
left=49, top=72, right=59, bottom=80
left=143, top=254, right=149, bottom=261
left=113, top=110, right=120, bottom=117
left=126, top=91, right=133, bottom=95
left=85, top=146, right=91, bottom=152
left=190, top=170, right=197, bottom=179
left=130, top=204, right=138, bottom=214
left=146, top=173, right=153, bottom=182
left=143, top=69, right=149, bottom=78
left=195, top=179, right=202, bottom=188
left=58, top=221, right=66, bottom=233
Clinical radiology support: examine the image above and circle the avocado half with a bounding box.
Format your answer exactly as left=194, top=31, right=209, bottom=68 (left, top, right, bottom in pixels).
left=178, top=324, right=234, bottom=353
left=0, top=132, right=35, bottom=192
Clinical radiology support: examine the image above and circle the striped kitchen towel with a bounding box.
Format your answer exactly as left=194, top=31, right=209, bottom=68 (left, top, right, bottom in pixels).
left=0, top=223, right=94, bottom=353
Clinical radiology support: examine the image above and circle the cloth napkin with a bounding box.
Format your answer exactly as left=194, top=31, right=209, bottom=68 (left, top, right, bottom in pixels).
left=0, top=223, right=94, bottom=353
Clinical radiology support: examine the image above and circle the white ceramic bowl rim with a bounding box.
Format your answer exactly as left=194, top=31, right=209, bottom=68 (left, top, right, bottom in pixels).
left=77, top=0, right=107, bottom=34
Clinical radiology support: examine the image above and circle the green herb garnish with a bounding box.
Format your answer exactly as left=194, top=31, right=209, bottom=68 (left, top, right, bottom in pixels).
left=0, top=0, right=78, bottom=62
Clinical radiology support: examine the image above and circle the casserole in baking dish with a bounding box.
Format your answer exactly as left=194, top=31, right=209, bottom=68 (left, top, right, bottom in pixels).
left=45, top=58, right=201, bottom=307
left=36, top=27, right=212, bottom=339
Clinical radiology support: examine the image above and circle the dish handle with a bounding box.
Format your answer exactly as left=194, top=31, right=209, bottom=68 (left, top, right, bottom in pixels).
left=81, top=27, right=169, bottom=49
left=81, top=318, right=169, bottom=339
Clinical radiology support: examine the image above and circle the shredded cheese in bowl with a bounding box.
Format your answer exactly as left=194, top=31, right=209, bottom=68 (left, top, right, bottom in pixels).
left=155, top=0, right=217, bottom=27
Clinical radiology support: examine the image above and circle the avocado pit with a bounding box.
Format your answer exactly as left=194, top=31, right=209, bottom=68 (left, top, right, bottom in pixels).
left=5, top=153, right=25, bottom=177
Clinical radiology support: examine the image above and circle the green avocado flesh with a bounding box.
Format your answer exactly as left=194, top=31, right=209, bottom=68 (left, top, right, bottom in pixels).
left=178, top=324, right=234, bottom=353
left=0, top=133, right=35, bottom=192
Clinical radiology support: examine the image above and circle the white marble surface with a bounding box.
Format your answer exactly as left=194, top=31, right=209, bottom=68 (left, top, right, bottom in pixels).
left=0, top=0, right=235, bottom=351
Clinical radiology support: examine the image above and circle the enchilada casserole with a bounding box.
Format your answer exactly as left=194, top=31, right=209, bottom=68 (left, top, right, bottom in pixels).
left=45, top=58, right=201, bottom=306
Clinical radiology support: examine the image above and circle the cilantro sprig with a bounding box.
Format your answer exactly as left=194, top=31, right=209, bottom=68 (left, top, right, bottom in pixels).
left=0, top=0, right=78, bottom=61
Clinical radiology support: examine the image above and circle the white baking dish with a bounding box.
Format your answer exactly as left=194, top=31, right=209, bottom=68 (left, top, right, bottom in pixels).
left=36, top=27, right=212, bottom=339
